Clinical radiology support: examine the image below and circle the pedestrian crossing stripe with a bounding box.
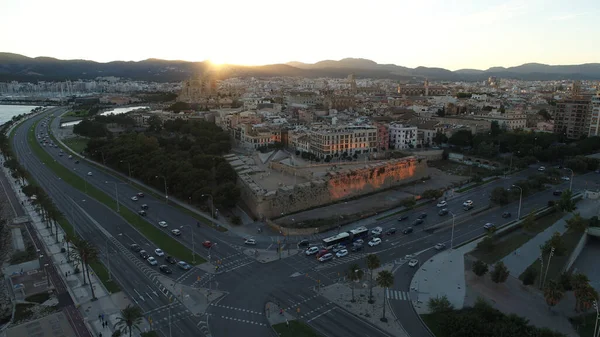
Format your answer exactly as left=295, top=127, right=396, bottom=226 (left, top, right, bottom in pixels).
left=386, top=288, right=410, bottom=301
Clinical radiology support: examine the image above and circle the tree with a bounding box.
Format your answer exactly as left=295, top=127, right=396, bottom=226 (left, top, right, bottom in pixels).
left=114, top=304, right=143, bottom=337
left=575, top=284, right=598, bottom=313
left=421, top=189, right=443, bottom=200
left=538, top=109, right=551, bottom=121
left=71, top=238, right=98, bottom=299
left=490, top=187, right=510, bottom=205
left=472, top=260, right=489, bottom=277
left=448, top=130, right=473, bottom=147
left=427, top=295, right=454, bottom=313
left=559, top=272, right=573, bottom=291
left=572, top=273, right=592, bottom=312
left=558, top=189, right=576, bottom=212
left=476, top=236, right=495, bottom=252
left=433, top=132, right=448, bottom=145
left=376, top=270, right=394, bottom=322
left=490, top=261, right=509, bottom=283
left=64, top=233, right=74, bottom=262
left=522, top=212, right=536, bottom=232
left=541, top=232, right=566, bottom=256
left=347, top=263, right=364, bottom=303
left=543, top=280, right=564, bottom=309
left=366, top=254, right=381, bottom=303
left=565, top=213, right=588, bottom=232
left=146, top=115, right=163, bottom=133
left=522, top=266, right=537, bottom=286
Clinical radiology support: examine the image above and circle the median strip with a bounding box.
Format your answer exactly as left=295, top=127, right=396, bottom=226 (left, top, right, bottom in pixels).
left=28, top=120, right=205, bottom=264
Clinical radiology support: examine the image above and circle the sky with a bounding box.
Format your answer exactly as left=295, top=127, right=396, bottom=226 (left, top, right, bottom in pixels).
left=1, top=0, right=599, bottom=70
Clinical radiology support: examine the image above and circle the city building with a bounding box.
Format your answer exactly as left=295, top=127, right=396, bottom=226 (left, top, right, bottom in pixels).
left=397, top=79, right=447, bottom=96
left=239, top=124, right=281, bottom=149
left=178, top=73, right=218, bottom=103
left=309, top=126, right=378, bottom=158
left=590, top=92, right=600, bottom=137
left=475, top=111, right=527, bottom=130
left=389, top=123, right=417, bottom=149
left=554, top=98, right=591, bottom=139
left=373, top=121, right=390, bottom=151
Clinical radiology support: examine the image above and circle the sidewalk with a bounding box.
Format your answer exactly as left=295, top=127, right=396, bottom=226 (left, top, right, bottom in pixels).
left=1, top=159, right=150, bottom=337
left=265, top=301, right=295, bottom=327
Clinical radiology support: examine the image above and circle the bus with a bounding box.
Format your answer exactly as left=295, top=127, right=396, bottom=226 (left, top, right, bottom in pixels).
left=322, top=232, right=350, bottom=249
left=349, top=227, right=369, bottom=241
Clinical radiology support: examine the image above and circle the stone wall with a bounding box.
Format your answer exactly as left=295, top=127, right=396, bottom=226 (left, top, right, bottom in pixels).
left=240, top=156, right=428, bottom=219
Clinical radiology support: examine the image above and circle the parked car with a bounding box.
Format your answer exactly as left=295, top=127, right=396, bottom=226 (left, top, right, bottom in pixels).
left=434, top=243, right=446, bottom=250
left=158, top=221, right=168, bottom=228
left=437, top=200, right=447, bottom=208
left=165, top=255, right=177, bottom=264
left=408, top=259, right=419, bottom=267
left=386, top=228, right=397, bottom=235
left=171, top=229, right=181, bottom=236
left=318, top=253, right=333, bottom=262
left=154, top=248, right=165, bottom=257
left=177, top=261, right=191, bottom=270
left=147, top=257, right=158, bottom=266
left=483, top=223, right=496, bottom=231
left=305, top=247, right=319, bottom=256
left=402, top=227, right=414, bottom=235
left=502, top=212, right=512, bottom=218
left=159, top=265, right=172, bottom=274
left=139, top=250, right=149, bottom=259
left=397, top=215, right=409, bottom=222
left=335, top=249, right=349, bottom=258
left=368, top=238, right=382, bottom=247
left=438, top=208, right=449, bottom=216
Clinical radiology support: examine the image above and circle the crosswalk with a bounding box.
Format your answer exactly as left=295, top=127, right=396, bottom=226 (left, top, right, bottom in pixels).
left=386, top=288, right=411, bottom=301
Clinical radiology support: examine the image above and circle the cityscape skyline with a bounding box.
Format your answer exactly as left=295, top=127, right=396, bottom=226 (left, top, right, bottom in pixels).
left=1, top=0, right=599, bottom=71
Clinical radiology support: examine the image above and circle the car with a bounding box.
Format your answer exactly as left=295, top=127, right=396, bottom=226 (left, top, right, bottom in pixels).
left=332, top=244, right=346, bottom=253
left=75, top=160, right=79, bottom=164
left=171, top=229, right=181, bottom=236
left=137, top=192, right=144, bottom=197
left=335, top=249, right=349, bottom=258
left=561, top=176, right=570, bottom=181
left=438, top=208, right=449, bottom=216
left=58, top=153, right=63, bottom=157
left=244, top=238, right=256, bottom=245
left=397, top=215, right=409, bottom=222
left=386, top=228, right=397, bottom=235
left=405, top=254, right=415, bottom=260
left=297, top=239, right=310, bottom=247
left=368, top=238, right=382, bottom=247
left=202, top=241, right=213, bottom=248
left=538, top=166, right=546, bottom=172
left=130, top=243, right=141, bottom=252
left=318, top=253, right=333, bottom=262
left=351, top=244, right=363, bottom=252
left=553, top=190, right=563, bottom=196
left=165, top=255, right=177, bottom=264
left=131, top=196, right=139, bottom=201
left=316, top=249, right=329, bottom=259
left=154, top=248, right=165, bottom=257
left=147, top=257, right=158, bottom=266
left=371, top=227, right=383, bottom=236
left=141, top=204, right=148, bottom=210
left=159, top=265, right=172, bottom=274
left=139, top=250, right=149, bottom=259
left=177, top=261, right=191, bottom=270
left=138, top=210, right=147, bottom=216
left=87, top=172, right=93, bottom=176
left=158, top=221, right=168, bottom=228
left=417, top=213, right=427, bottom=220
left=305, top=247, right=319, bottom=256
left=402, top=227, right=413, bottom=234
left=408, top=259, right=419, bottom=267
left=434, top=243, right=446, bottom=250
left=437, top=200, right=447, bottom=208
left=463, top=204, right=474, bottom=211
left=413, top=219, right=424, bottom=226
left=68, top=155, right=72, bottom=159
left=483, top=223, right=496, bottom=231
left=502, top=212, right=512, bottom=218
left=463, top=200, right=473, bottom=207
left=353, top=239, right=365, bottom=246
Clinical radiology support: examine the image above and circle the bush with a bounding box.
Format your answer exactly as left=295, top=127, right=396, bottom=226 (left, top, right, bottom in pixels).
left=428, top=295, right=454, bottom=313
left=522, top=266, right=537, bottom=286
left=490, top=261, right=509, bottom=283
left=230, top=216, right=242, bottom=226
left=472, top=260, right=489, bottom=277
left=476, top=236, right=495, bottom=252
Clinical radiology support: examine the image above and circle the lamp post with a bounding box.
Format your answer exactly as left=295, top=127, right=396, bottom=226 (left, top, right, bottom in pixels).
left=593, top=300, right=599, bottom=337
left=449, top=210, right=456, bottom=250
left=44, top=263, right=50, bottom=287
left=565, top=168, right=574, bottom=192
left=538, top=255, right=544, bottom=289
left=105, top=181, right=120, bottom=212
left=512, top=184, right=523, bottom=220
left=156, top=175, right=168, bottom=204
left=106, top=237, right=112, bottom=282
left=120, top=160, right=132, bottom=184
left=202, top=194, right=214, bottom=219
left=180, top=225, right=196, bottom=264
left=542, top=247, right=555, bottom=288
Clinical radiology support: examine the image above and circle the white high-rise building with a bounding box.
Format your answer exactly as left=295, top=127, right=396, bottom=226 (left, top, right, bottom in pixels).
left=589, top=92, right=600, bottom=137
left=389, top=123, right=417, bottom=150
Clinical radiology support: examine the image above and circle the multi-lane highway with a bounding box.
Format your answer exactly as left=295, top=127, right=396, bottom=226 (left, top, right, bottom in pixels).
left=11, top=107, right=600, bottom=337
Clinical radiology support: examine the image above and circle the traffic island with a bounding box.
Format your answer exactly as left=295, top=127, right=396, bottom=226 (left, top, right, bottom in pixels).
left=244, top=248, right=298, bottom=263
left=266, top=301, right=324, bottom=337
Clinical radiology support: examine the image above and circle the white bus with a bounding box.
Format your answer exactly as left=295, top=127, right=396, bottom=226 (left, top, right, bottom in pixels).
left=322, top=232, right=350, bottom=249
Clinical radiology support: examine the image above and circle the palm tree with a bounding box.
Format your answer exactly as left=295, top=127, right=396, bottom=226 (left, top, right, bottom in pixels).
left=575, top=284, right=598, bottom=313
left=114, top=305, right=143, bottom=337
left=64, top=233, right=74, bottom=262
left=366, top=254, right=381, bottom=303
left=347, top=263, right=364, bottom=303
left=572, top=273, right=591, bottom=311
left=376, top=270, right=394, bottom=322
left=71, top=238, right=98, bottom=299
left=543, top=280, right=564, bottom=310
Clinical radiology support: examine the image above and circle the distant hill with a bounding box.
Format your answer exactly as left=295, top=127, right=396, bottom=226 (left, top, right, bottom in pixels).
left=1, top=53, right=599, bottom=82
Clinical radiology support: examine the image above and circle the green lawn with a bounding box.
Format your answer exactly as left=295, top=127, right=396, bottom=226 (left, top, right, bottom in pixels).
left=62, top=137, right=89, bottom=154
left=273, top=321, right=323, bottom=337
left=28, top=121, right=205, bottom=265
left=470, top=211, right=565, bottom=264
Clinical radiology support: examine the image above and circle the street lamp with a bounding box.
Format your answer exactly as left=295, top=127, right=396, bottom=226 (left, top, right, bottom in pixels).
left=180, top=225, right=196, bottom=264
left=564, top=167, right=574, bottom=191
left=202, top=194, right=214, bottom=219
left=105, top=181, right=120, bottom=212
left=512, top=185, right=523, bottom=220
left=156, top=175, right=168, bottom=204
left=542, top=247, right=555, bottom=288
left=44, top=263, right=50, bottom=287
left=593, top=300, right=600, bottom=337
left=120, top=160, right=132, bottom=184
left=449, top=210, right=456, bottom=250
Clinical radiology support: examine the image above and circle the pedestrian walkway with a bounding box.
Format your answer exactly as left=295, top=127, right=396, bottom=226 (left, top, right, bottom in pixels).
left=501, top=198, right=600, bottom=276
left=264, top=301, right=295, bottom=327
left=386, top=289, right=412, bottom=301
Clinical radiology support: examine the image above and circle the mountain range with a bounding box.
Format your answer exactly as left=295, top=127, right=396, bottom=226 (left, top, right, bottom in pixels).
left=1, top=53, right=599, bottom=82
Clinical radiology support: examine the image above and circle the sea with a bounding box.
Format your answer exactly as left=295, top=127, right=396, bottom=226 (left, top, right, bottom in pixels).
left=61, top=105, right=149, bottom=127
left=0, top=105, right=42, bottom=126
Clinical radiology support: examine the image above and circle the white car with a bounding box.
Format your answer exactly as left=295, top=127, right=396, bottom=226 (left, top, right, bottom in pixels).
left=408, top=259, right=419, bottom=267
left=463, top=200, right=473, bottom=207
left=405, top=254, right=415, bottom=260
left=437, top=200, right=447, bottom=208
left=538, top=166, right=546, bottom=172
left=177, top=261, right=191, bottom=270
left=336, top=249, right=349, bottom=258
left=244, top=239, right=256, bottom=245
left=147, top=257, right=158, bottom=266
left=434, top=243, right=446, bottom=250
left=371, top=227, right=382, bottom=236
left=561, top=176, right=570, bottom=181
left=158, top=221, right=168, bottom=228
left=87, top=172, right=93, bottom=176
left=171, top=229, right=181, bottom=236
left=154, top=248, right=165, bottom=257
left=318, top=253, right=333, bottom=262
left=131, top=196, right=138, bottom=201
left=368, top=238, right=382, bottom=247
left=305, top=247, right=319, bottom=256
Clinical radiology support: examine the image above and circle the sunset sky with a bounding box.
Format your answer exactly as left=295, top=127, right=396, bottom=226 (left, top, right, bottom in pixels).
left=1, top=0, right=598, bottom=70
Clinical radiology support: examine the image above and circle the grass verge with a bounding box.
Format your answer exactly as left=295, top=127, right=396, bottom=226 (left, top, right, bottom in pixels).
left=518, top=230, right=584, bottom=283
left=273, top=320, right=323, bottom=337
left=28, top=121, right=205, bottom=264
left=421, top=314, right=444, bottom=337
left=455, top=177, right=500, bottom=193
left=570, top=313, right=597, bottom=337
left=469, top=210, right=565, bottom=264
left=62, top=137, right=89, bottom=154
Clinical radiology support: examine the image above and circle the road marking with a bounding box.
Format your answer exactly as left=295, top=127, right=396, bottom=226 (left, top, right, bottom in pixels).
left=219, top=316, right=266, bottom=326
left=307, top=307, right=336, bottom=322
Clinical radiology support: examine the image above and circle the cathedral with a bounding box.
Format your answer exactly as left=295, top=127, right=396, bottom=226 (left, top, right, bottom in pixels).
left=178, top=72, right=218, bottom=104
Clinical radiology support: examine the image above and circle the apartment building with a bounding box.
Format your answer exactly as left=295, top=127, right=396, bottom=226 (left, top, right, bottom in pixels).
left=554, top=98, right=591, bottom=139
left=476, top=112, right=527, bottom=130
left=373, top=121, right=390, bottom=151
left=239, top=124, right=282, bottom=149
left=389, top=123, right=418, bottom=150
left=589, top=93, right=600, bottom=137
left=309, top=126, right=378, bottom=158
